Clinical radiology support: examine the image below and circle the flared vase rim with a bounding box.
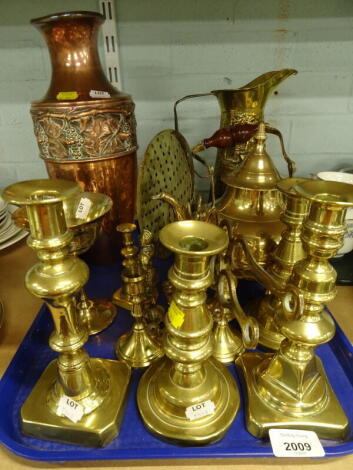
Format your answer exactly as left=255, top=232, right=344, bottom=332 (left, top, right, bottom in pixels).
left=31, top=10, right=103, bottom=26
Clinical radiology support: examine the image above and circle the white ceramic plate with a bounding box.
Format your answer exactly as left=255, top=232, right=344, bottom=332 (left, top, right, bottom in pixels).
left=0, top=197, right=7, bottom=214
left=0, top=216, right=12, bottom=237
left=317, top=171, right=353, bottom=185
left=0, top=224, right=22, bottom=243
left=0, top=229, right=27, bottom=251
left=0, top=214, right=9, bottom=230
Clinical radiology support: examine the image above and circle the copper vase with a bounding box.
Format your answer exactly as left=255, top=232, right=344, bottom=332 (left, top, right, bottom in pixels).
left=30, top=11, right=137, bottom=263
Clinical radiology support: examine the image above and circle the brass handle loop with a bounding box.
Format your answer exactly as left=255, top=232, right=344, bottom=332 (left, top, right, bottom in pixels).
left=238, top=236, right=304, bottom=321
left=217, top=268, right=259, bottom=350
left=281, top=286, right=305, bottom=321
left=173, top=93, right=212, bottom=133
left=265, top=125, right=296, bottom=177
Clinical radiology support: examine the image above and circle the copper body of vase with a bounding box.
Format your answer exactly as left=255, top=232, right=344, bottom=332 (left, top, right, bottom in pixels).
left=30, top=11, right=137, bottom=263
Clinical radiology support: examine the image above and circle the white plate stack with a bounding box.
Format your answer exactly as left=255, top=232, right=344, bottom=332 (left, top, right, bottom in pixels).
left=0, top=197, right=28, bottom=250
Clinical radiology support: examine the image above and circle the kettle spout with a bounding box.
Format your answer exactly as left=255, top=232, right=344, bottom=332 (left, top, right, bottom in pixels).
left=151, top=192, right=189, bottom=221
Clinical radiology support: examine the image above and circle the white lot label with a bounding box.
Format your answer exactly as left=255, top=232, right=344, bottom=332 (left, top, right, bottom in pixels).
left=269, top=429, right=325, bottom=457
left=57, top=396, right=84, bottom=423
left=185, top=400, right=215, bottom=421
left=89, top=89, right=111, bottom=99
left=75, top=197, right=92, bottom=220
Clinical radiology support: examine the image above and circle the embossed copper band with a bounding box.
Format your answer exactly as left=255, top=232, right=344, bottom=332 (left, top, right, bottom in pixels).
left=31, top=99, right=137, bottom=161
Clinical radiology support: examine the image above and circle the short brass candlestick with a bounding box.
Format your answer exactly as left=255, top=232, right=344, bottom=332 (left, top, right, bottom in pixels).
left=115, top=223, right=163, bottom=368
left=139, top=229, right=165, bottom=335
left=138, top=220, right=239, bottom=444
left=113, top=223, right=138, bottom=310
left=217, top=269, right=259, bottom=361
left=3, top=179, right=130, bottom=447
left=250, top=177, right=310, bottom=350
left=211, top=253, right=259, bottom=363
left=212, top=301, right=244, bottom=363
left=238, top=180, right=352, bottom=440
left=208, top=252, right=244, bottom=363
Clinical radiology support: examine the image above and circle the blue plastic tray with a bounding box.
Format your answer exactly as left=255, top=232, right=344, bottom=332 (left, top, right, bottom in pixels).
left=0, top=261, right=353, bottom=462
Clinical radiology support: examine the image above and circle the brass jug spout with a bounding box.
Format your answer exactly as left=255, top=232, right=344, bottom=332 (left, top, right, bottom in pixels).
left=211, top=69, right=297, bottom=124
left=242, top=69, right=298, bottom=93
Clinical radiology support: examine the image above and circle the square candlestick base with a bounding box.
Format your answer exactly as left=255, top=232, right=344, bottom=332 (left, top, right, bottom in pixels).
left=236, top=353, right=349, bottom=441
left=21, top=358, right=131, bottom=447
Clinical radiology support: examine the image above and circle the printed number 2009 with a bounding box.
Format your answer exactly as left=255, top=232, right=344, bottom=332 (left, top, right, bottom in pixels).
left=284, top=442, right=312, bottom=451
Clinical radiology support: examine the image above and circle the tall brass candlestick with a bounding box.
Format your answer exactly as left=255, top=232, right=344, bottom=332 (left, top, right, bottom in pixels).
left=251, top=177, right=310, bottom=349
left=138, top=220, right=239, bottom=444
left=3, top=179, right=130, bottom=447
left=238, top=180, right=352, bottom=440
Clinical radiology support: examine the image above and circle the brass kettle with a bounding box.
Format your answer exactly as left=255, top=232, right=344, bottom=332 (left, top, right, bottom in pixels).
left=215, top=123, right=287, bottom=277
left=154, top=122, right=296, bottom=279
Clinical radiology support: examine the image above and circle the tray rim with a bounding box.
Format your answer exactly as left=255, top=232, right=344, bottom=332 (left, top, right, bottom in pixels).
left=0, top=304, right=353, bottom=462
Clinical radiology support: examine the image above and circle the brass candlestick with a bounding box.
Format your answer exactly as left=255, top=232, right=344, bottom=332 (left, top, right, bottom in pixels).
left=112, top=223, right=138, bottom=310
left=13, top=191, right=117, bottom=335
left=212, top=301, right=243, bottom=363
left=139, top=229, right=165, bottom=338
left=138, top=220, right=239, bottom=444
left=210, top=252, right=259, bottom=363
left=214, top=268, right=259, bottom=363
left=3, top=179, right=130, bottom=447
left=238, top=180, right=352, bottom=440
left=249, top=177, right=310, bottom=350
left=114, top=223, right=163, bottom=368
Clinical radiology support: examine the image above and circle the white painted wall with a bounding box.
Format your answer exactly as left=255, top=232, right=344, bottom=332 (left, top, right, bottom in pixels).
left=0, top=0, right=353, bottom=192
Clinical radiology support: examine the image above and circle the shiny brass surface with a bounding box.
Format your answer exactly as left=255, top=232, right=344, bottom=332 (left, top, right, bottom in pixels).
left=212, top=69, right=297, bottom=195
left=64, top=191, right=117, bottom=334
left=216, top=123, right=286, bottom=277
left=2, top=178, right=130, bottom=447
left=13, top=191, right=117, bottom=335
left=0, top=298, right=4, bottom=330
left=113, top=223, right=139, bottom=310
left=210, top=247, right=259, bottom=363
left=238, top=352, right=349, bottom=440
left=138, top=220, right=239, bottom=444
left=78, top=290, right=116, bottom=336
left=252, top=177, right=310, bottom=350
left=217, top=123, right=284, bottom=220
left=237, top=179, right=353, bottom=440
left=212, top=302, right=243, bottom=363
left=30, top=11, right=137, bottom=261
left=114, top=223, right=163, bottom=368
left=13, top=190, right=112, bottom=255
left=139, top=229, right=165, bottom=338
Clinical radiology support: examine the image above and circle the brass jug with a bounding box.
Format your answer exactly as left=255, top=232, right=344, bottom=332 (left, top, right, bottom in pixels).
left=175, top=69, right=297, bottom=197
left=212, top=69, right=296, bottom=192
